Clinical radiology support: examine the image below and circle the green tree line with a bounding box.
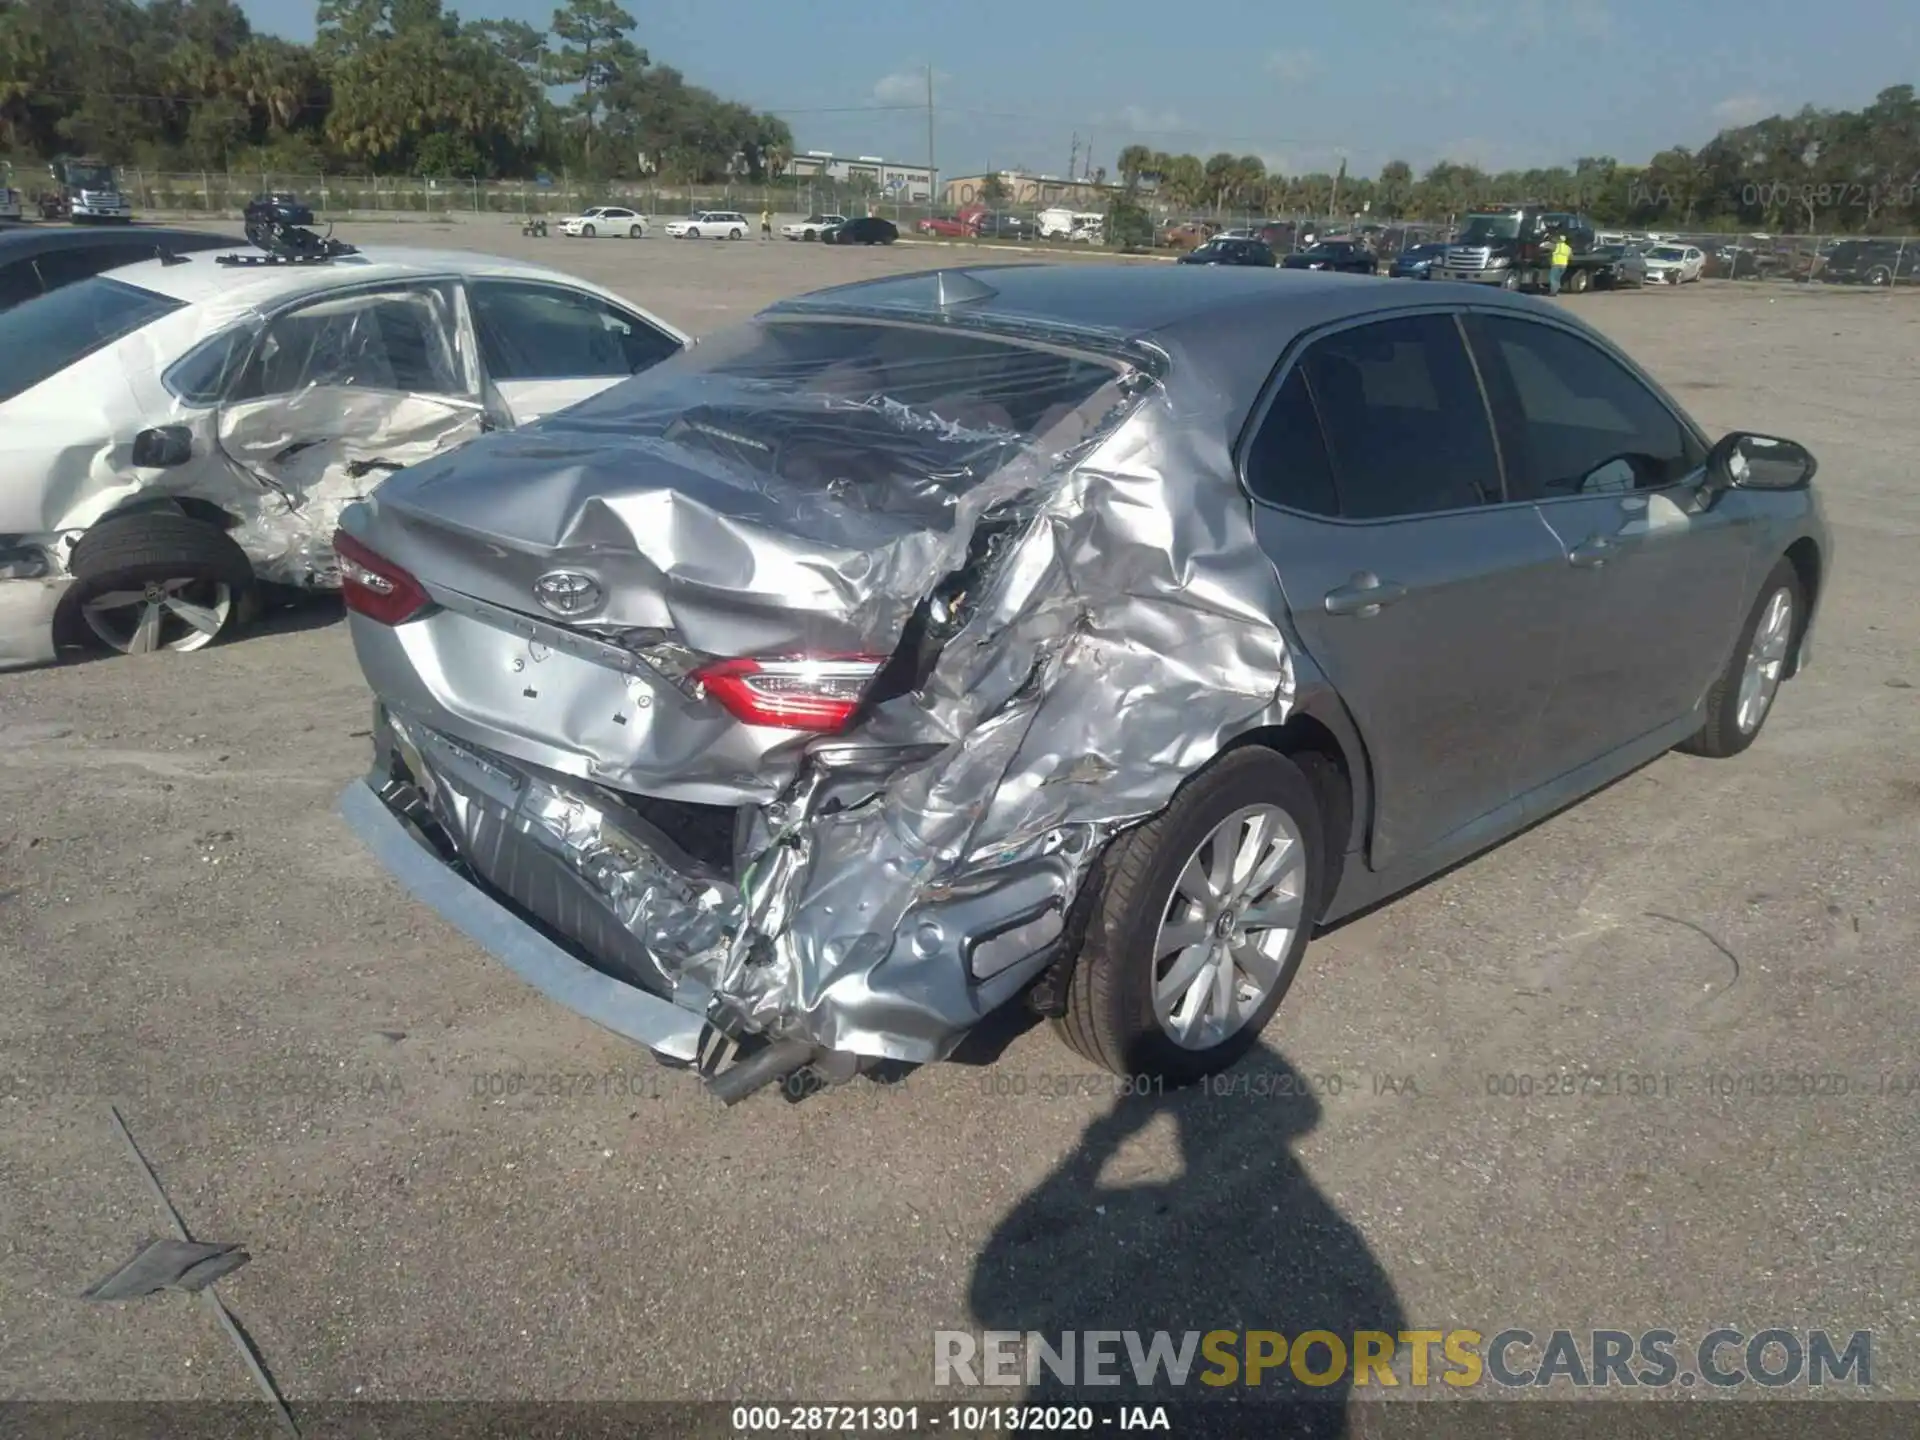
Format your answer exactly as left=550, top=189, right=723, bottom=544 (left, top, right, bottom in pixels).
left=0, top=0, right=795, bottom=180
left=1114, top=85, right=1920, bottom=234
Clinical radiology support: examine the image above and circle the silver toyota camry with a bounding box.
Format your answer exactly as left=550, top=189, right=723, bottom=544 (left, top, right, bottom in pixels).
left=335, top=264, right=1830, bottom=1104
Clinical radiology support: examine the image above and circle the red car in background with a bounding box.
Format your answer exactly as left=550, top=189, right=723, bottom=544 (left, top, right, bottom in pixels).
left=916, top=215, right=975, bottom=237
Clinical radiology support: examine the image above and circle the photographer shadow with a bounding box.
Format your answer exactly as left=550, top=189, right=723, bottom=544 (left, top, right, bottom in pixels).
left=966, top=1043, right=1403, bottom=1438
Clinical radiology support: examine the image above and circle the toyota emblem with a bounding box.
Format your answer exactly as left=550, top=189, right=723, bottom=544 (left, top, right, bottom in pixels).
left=533, top=570, right=602, bottom=617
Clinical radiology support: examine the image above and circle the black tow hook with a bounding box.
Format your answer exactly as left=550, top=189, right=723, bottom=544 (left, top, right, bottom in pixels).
left=705, top=1039, right=821, bottom=1107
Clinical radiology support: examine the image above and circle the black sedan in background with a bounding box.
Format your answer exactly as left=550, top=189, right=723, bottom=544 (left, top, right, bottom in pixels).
left=0, top=225, right=244, bottom=310
left=824, top=216, right=899, bottom=246
left=1176, top=237, right=1277, bottom=267
left=1388, top=242, right=1447, bottom=278
left=1280, top=239, right=1377, bottom=274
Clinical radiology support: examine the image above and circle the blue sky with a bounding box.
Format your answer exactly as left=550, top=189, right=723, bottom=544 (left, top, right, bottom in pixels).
left=242, top=0, right=1918, bottom=179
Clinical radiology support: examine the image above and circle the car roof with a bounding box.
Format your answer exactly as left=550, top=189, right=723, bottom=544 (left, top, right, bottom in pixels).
left=774, top=262, right=1577, bottom=415
left=93, top=244, right=635, bottom=308
left=0, top=225, right=244, bottom=260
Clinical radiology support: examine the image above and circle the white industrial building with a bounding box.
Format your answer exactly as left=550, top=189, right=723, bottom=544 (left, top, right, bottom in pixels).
left=784, top=151, right=938, bottom=201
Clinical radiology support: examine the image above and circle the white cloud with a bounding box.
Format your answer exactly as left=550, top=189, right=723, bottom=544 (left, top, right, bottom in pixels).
left=1711, top=94, right=1772, bottom=126
left=1265, top=48, right=1320, bottom=83
left=872, top=69, right=946, bottom=106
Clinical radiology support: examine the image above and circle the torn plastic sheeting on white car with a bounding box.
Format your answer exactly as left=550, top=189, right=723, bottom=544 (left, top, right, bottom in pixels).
left=346, top=312, right=1297, bottom=1062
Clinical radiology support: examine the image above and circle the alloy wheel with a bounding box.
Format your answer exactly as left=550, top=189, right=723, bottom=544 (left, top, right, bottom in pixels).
left=82, top=577, right=233, bottom=655
left=1151, top=804, right=1307, bottom=1050
left=1736, top=587, right=1794, bottom=734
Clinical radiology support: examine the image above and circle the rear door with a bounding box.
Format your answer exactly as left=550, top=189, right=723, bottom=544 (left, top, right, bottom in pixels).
left=466, top=279, right=685, bottom=425
left=1466, top=309, right=1751, bottom=777
left=1244, top=310, right=1571, bottom=871
left=214, top=280, right=487, bottom=576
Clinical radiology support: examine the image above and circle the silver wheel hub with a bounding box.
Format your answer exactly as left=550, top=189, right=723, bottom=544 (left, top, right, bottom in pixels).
left=82, top=576, right=233, bottom=656
left=1735, top=587, right=1794, bottom=735
left=1152, top=803, right=1307, bottom=1051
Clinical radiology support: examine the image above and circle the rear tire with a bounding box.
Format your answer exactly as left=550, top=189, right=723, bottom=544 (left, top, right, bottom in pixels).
left=1053, top=748, right=1322, bottom=1083
left=67, top=512, right=256, bottom=657
left=729, top=227, right=743, bottom=240
left=1677, top=558, right=1804, bottom=759
left=629, top=224, right=643, bottom=238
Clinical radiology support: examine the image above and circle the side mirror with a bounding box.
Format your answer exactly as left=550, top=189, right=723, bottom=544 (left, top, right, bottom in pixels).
left=1705, top=432, right=1816, bottom=498
left=131, top=425, right=193, bottom=468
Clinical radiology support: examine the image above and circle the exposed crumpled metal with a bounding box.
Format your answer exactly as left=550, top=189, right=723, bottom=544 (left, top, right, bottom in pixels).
left=350, top=304, right=1297, bottom=1062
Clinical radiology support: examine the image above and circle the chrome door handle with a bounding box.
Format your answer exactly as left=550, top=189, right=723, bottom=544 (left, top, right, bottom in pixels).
left=1323, top=574, right=1407, bottom=617
left=1569, top=536, right=1614, bottom=568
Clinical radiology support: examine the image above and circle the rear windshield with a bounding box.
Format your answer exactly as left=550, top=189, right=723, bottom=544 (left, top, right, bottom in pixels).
left=0, top=275, right=183, bottom=403
left=551, top=318, right=1132, bottom=521
left=683, top=318, right=1122, bottom=437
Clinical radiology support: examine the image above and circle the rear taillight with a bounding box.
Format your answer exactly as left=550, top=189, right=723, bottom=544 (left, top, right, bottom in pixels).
left=692, top=656, right=886, bottom=733
left=333, top=530, right=431, bottom=626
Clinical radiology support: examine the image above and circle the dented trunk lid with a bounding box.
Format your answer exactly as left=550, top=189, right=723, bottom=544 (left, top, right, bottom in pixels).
left=341, top=313, right=1137, bottom=801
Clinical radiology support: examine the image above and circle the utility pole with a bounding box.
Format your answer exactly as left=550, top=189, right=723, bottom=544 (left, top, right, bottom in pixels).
left=1069, top=133, right=1080, bottom=182
left=926, top=64, right=937, bottom=218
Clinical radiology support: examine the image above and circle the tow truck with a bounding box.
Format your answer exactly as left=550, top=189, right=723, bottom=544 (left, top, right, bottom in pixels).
left=36, top=157, right=134, bottom=224
left=1434, top=203, right=1601, bottom=292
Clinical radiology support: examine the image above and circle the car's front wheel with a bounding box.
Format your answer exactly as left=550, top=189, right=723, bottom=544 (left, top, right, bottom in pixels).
left=66, top=512, right=256, bottom=657
left=581, top=223, right=596, bottom=238
left=1054, top=748, right=1322, bottom=1082
left=1678, top=557, right=1805, bottom=759
left=686, top=227, right=701, bottom=239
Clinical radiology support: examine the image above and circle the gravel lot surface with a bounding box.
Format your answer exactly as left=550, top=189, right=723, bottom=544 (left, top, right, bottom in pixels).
left=3, top=214, right=1914, bottom=1417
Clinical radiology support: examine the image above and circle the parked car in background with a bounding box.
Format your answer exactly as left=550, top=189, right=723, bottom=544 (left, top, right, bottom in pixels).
left=336, top=263, right=1828, bottom=1108
left=915, top=216, right=974, bottom=238
left=1642, top=243, right=1705, bottom=285
left=665, top=211, right=750, bottom=239
left=0, top=225, right=245, bottom=311
left=1388, top=242, right=1447, bottom=279
left=783, top=214, right=849, bottom=241
left=823, top=216, right=899, bottom=246
left=0, top=244, right=687, bottom=671
left=971, top=212, right=1035, bottom=241
left=1588, top=243, right=1650, bottom=289
left=1177, top=237, right=1277, bottom=267
left=559, top=206, right=649, bottom=238
left=1817, top=238, right=1919, bottom=286
left=1282, top=240, right=1377, bottom=274
left=1160, top=220, right=1216, bottom=250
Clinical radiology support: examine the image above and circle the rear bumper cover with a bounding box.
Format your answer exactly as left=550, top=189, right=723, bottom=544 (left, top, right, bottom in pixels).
left=338, top=778, right=708, bottom=1061
left=339, top=707, right=1080, bottom=1065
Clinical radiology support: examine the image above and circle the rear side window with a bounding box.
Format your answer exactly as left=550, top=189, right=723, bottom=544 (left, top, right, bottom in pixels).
left=231, top=284, right=465, bottom=400
left=0, top=276, right=183, bottom=404
left=1244, top=369, right=1338, bottom=516
left=1297, top=314, right=1502, bottom=518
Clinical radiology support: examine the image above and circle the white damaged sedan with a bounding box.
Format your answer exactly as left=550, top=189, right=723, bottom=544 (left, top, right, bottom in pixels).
left=0, top=244, right=686, bottom=669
